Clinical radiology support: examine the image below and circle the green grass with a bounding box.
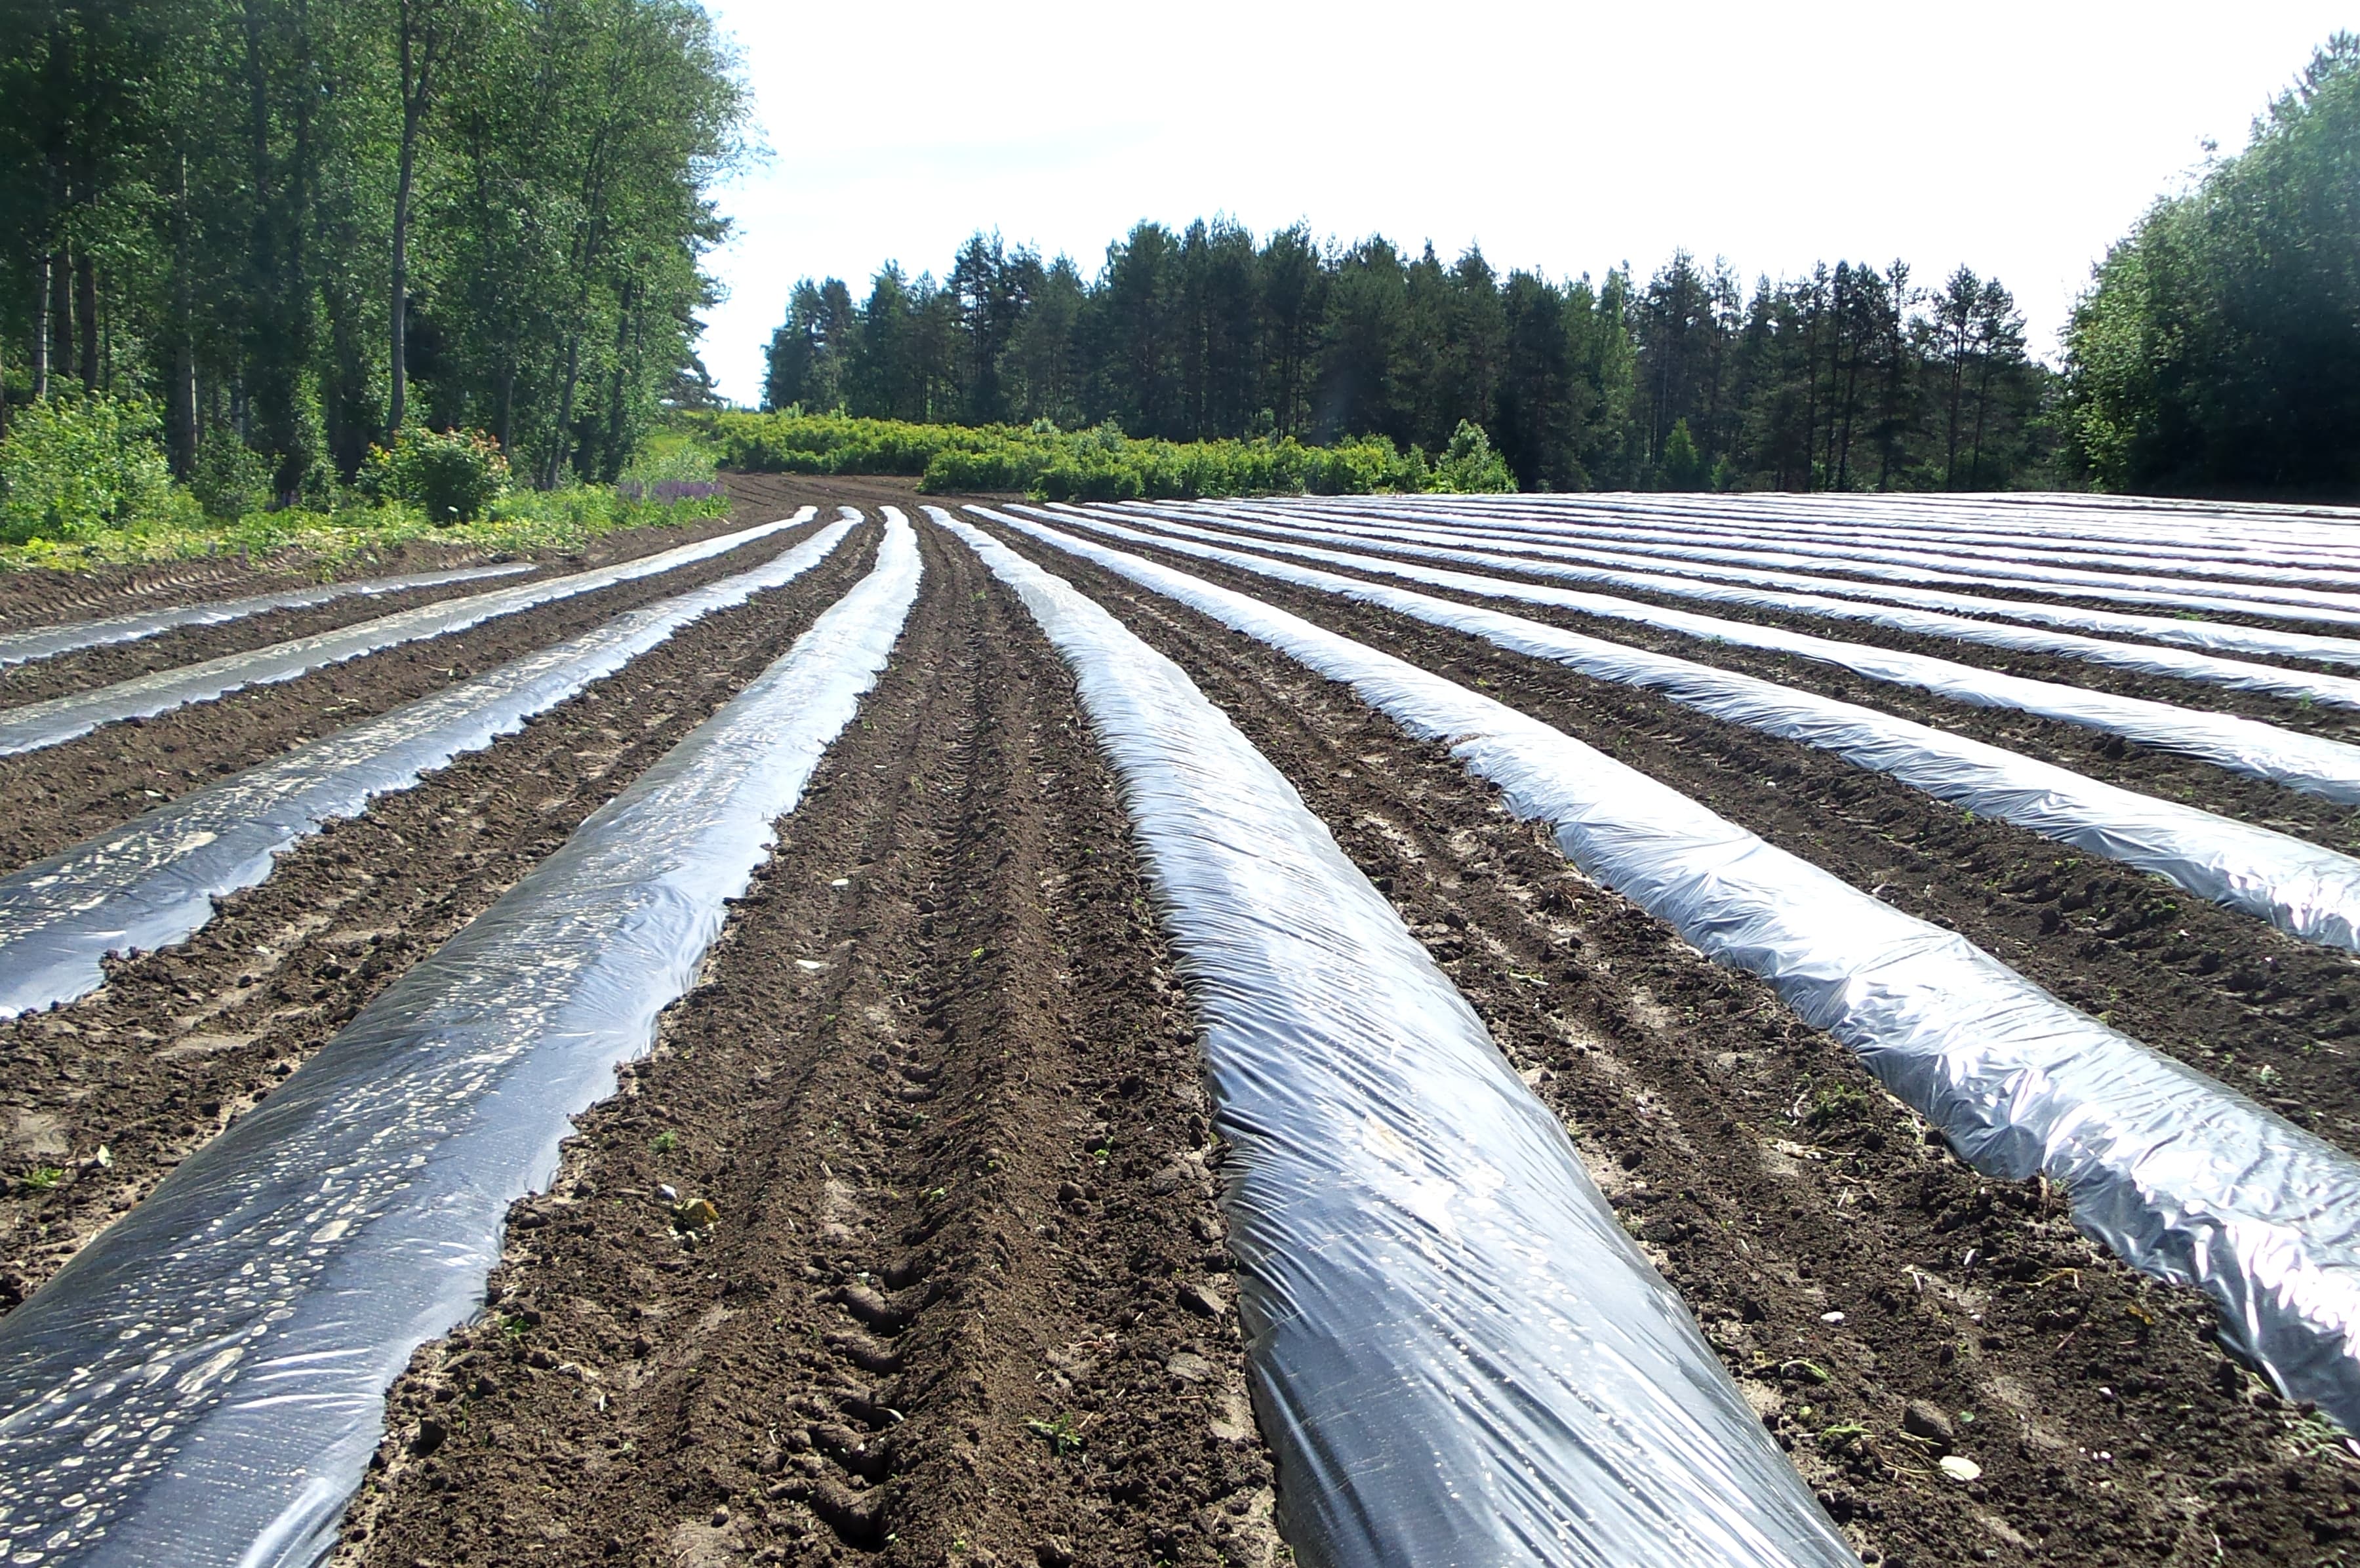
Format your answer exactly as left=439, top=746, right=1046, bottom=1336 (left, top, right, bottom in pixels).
left=0, top=484, right=729, bottom=575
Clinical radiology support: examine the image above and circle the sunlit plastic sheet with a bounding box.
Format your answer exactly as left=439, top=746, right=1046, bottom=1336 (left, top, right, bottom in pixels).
left=1142, top=500, right=2360, bottom=699
left=1269, top=497, right=2360, bottom=632
left=0, top=513, right=921, bottom=1568
left=1348, top=491, right=2360, bottom=571
left=1311, top=499, right=2360, bottom=622
left=0, top=510, right=852, bottom=1020
left=1055, top=504, right=2360, bottom=805
left=1373, top=494, right=2360, bottom=587
left=1172, top=499, right=2360, bottom=669
left=971, top=506, right=2360, bottom=1440
left=0, top=562, right=539, bottom=669
left=934, top=509, right=1856, bottom=1568
left=997, top=505, right=2360, bottom=954
left=0, top=511, right=820, bottom=757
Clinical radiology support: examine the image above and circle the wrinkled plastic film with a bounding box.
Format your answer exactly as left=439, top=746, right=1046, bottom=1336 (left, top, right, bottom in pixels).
left=1388, top=499, right=2360, bottom=591
left=934, top=508, right=1856, bottom=1568
left=1333, top=491, right=2360, bottom=582
left=1336, top=500, right=2360, bottom=628
left=0, top=515, right=860, bottom=1019
left=1054, top=504, right=2360, bottom=803
left=0, top=513, right=920, bottom=1568
left=0, top=563, right=538, bottom=669
left=0, top=510, right=829, bottom=757
left=993, top=505, right=2360, bottom=957
left=972, top=507, right=2360, bottom=1439
left=1161, top=500, right=2360, bottom=671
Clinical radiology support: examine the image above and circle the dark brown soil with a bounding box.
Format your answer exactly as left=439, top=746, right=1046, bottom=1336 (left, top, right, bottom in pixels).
left=0, top=529, right=877, bottom=1311
left=335, top=519, right=1277, bottom=1568
left=1056, top=521, right=2360, bottom=1152
left=1125, top=516, right=2360, bottom=847
left=0, top=507, right=790, bottom=635
left=9, top=484, right=2357, bottom=1568
left=984, top=513, right=2360, bottom=1568
left=0, top=513, right=828, bottom=875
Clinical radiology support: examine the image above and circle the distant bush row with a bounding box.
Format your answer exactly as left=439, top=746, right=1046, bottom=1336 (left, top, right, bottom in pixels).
left=704, top=411, right=1515, bottom=501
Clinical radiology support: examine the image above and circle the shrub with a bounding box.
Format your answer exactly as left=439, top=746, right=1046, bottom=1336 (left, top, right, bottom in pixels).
left=360, top=426, right=511, bottom=524
left=1429, top=420, right=1518, bottom=494
left=191, top=430, right=276, bottom=519
left=0, top=393, right=181, bottom=544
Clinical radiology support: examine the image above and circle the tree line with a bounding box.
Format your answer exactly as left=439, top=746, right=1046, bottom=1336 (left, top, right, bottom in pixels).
left=765, top=224, right=2054, bottom=493
left=2062, top=33, right=2359, bottom=498
left=0, top=0, right=746, bottom=502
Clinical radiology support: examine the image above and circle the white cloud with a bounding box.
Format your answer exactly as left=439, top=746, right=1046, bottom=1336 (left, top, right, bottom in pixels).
left=695, top=0, right=2351, bottom=404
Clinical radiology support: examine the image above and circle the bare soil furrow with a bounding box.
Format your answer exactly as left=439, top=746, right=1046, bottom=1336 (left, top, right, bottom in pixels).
left=336, top=521, right=1279, bottom=1568
left=1066, top=526, right=2360, bottom=1154
left=0, top=513, right=828, bottom=875
left=0, top=530, right=877, bottom=1310
left=993, top=521, right=2360, bottom=1568
left=0, top=511, right=766, bottom=633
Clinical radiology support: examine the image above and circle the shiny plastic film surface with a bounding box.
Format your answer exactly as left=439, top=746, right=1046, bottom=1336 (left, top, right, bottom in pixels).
left=0, top=510, right=852, bottom=1019
left=1300, top=497, right=2360, bottom=630
left=0, top=561, right=538, bottom=668
left=1353, top=499, right=2360, bottom=615
left=0, top=512, right=919, bottom=1568
left=1154, top=500, right=2360, bottom=685
left=971, top=507, right=2360, bottom=1442
left=0, top=510, right=822, bottom=757
left=1071, top=504, right=2360, bottom=801
left=1019, top=505, right=2360, bottom=954
left=935, top=510, right=1859, bottom=1568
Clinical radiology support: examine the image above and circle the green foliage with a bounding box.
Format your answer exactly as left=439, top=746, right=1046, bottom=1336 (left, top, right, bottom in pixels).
left=191, top=432, right=277, bottom=520
left=0, top=0, right=749, bottom=494
left=359, top=427, right=513, bottom=524
left=1429, top=420, right=1518, bottom=493
left=1658, top=419, right=1708, bottom=491
left=2063, top=33, right=2360, bottom=495
left=0, top=394, right=188, bottom=545
left=763, top=217, right=2056, bottom=497
left=710, top=412, right=1433, bottom=501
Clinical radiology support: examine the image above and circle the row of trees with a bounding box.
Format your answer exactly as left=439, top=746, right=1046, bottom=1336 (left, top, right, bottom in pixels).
left=0, top=0, right=746, bottom=501
left=2062, top=33, right=2359, bottom=498
left=765, top=222, right=2054, bottom=493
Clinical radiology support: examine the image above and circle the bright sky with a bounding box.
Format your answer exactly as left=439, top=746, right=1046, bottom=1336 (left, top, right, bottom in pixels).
left=694, top=0, right=2353, bottom=406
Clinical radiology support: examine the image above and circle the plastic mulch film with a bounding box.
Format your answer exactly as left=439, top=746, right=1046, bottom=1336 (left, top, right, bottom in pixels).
left=0, top=563, right=538, bottom=669
left=0, top=510, right=828, bottom=758
left=1379, top=496, right=2360, bottom=588
left=1161, top=500, right=2360, bottom=670
left=990, top=505, right=2360, bottom=955
left=0, top=512, right=858, bottom=1020
left=1277, top=497, right=2360, bottom=632
left=969, top=506, right=2360, bottom=1443
left=1052, top=504, right=2360, bottom=804
left=933, top=509, right=1858, bottom=1568
left=1348, top=492, right=2360, bottom=575
left=1310, top=500, right=2360, bottom=625
left=0, top=513, right=920, bottom=1568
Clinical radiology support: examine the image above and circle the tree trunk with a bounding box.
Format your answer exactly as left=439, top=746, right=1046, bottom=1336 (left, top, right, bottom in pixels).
left=389, top=106, right=419, bottom=433
left=31, top=252, right=50, bottom=399
left=75, top=252, right=98, bottom=390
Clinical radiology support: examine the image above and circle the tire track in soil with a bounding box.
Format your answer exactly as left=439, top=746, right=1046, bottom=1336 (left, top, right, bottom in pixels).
left=1231, top=535, right=2360, bottom=849
left=0, top=514, right=829, bottom=876
left=1073, top=530, right=2360, bottom=1165
left=0, top=529, right=879, bottom=1314
left=336, top=522, right=1281, bottom=1568
left=995, top=525, right=2360, bottom=1568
